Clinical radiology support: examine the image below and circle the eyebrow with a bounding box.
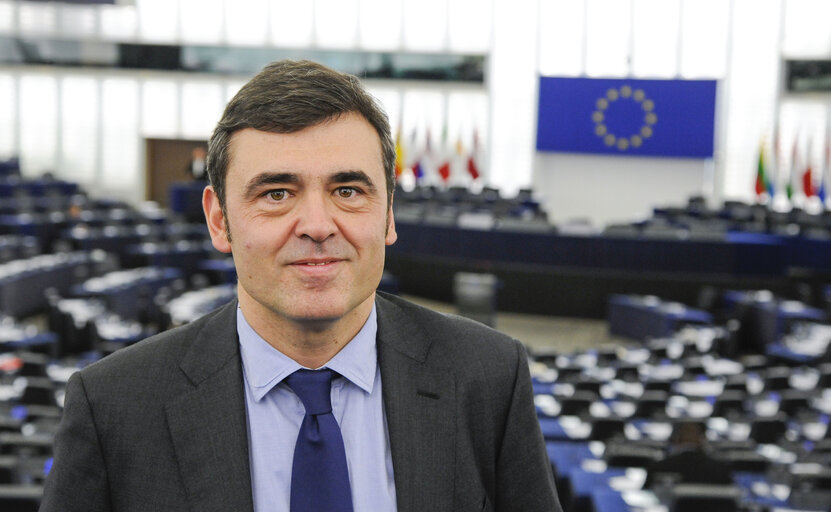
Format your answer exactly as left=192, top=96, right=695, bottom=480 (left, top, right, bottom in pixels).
left=243, top=172, right=299, bottom=198
left=330, top=170, right=377, bottom=193
left=242, top=170, right=378, bottom=199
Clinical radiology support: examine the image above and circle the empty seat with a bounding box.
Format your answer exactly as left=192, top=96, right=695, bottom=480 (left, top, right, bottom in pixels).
left=0, top=456, right=16, bottom=484
left=0, top=433, right=53, bottom=457
left=573, top=378, right=602, bottom=395
left=749, top=413, right=788, bottom=444
left=817, top=362, right=831, bottom=389
left=778, top=389, right=813, bottom=417
left=633, top=390, right=669, bottom=419
left=15, top=353, right=48, bottom=378
left=19, top=378, right=56, bottom=407
left=558, top=391, right=598, bottom=417
left=718, top=449, right=771, bottom=473
left=763, top=366, right=792, bottom=392
left=723, top=374, right=748, bottom=393
left=604, top=441, right=663, bottom=468
left=587, top=417, right=626, bottom=442
left=0, top=484, right=42, bottom=512
left=711, top=390, right=747, bottom=419
left=669, top=484, right=742, bottom=512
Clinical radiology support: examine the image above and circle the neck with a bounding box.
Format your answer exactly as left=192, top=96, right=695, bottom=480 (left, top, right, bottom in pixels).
left=238, top=292, right=374, bottom=369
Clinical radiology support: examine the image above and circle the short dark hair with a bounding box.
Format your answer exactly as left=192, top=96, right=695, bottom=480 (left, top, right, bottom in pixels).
left=206, top=59, right=395, bottom=212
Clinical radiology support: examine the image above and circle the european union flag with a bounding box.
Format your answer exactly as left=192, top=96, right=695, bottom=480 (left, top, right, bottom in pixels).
left=536, top=77, right=717, bottom=158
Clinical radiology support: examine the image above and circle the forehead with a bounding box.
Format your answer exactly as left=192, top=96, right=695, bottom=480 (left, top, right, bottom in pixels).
left=226, top=113, right=384, bottom=182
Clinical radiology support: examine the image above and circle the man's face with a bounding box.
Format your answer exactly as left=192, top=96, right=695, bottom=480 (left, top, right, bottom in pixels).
left=203, top=113, right=396, bottom=329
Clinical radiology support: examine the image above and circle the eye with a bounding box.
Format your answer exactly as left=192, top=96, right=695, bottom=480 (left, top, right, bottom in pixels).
left=267, top=190, right=287, bottom=201
left=336, top=187, right=358, bottom=199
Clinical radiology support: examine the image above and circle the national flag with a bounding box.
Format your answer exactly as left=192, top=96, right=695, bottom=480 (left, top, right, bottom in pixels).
left=537, top=76, right=717, bottom=158
left=411, top=160, right=423, bottom=180
left=787, top=136, right=798, bottom=200
left=772, top=127, right=781, bottom=197
left=467, top=129, right=481, bottom=181
left=467, top=155, right=480, bottom=181
left=437, top=161, right=450, bottom=182
left=437, top=124, right=451, bottom=182
left=803, top=140, right=815, bottom=197
left=755, top=142, right=771, bottom=197
left=406, top=128, right=424, bottom=181
left=819, top=138, right=830, bottom=203
left=394, top=128, right=405, bottom=178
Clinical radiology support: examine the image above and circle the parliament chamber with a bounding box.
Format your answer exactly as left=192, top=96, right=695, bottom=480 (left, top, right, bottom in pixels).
left=0, top=159, right=831, bottom=510
left=2, top=0, right=831, bottom=510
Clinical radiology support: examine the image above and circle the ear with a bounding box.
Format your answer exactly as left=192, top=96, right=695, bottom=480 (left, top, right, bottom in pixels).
left=203, top=186, right=232, bottom=253
left=385, top=202, right=397, bottom=246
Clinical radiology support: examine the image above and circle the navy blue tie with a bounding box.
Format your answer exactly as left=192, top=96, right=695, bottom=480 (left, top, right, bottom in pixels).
left=286, top=369, right=354, bottom=512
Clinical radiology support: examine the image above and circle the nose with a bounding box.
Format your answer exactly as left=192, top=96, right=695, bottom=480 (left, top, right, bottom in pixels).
left=293, top=193, right=337, bottom=243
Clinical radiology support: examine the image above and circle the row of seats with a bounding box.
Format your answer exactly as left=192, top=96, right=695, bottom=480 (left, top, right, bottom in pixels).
left=392, top=184, right=551, bottom=232
left=0, top=168, right=241, bottom=510
left=603, top=196, right=831, bottom=241
left=532, top=290, right=831, bottom=512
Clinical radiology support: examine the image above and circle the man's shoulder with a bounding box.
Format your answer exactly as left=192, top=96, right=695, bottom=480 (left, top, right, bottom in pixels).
left=377, top=292, right=512, bottom=338
left=375, top=292, right=522, bottom=361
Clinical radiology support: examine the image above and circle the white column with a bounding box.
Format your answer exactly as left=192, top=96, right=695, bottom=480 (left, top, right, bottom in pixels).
left=487, top=0, right=538, bottom=196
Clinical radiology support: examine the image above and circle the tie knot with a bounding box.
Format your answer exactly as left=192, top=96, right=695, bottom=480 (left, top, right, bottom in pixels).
left=286, top=368, right=335, bottom=416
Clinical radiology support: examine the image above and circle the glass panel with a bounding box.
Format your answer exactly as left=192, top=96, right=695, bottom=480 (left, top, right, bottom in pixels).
left=538, top=0, right=585, bottom=77
left=721, top=0, right=781, bottom=200
left=365, top=85, right=402, bottom=136
left=225, top=0, right=269, bottom=46
left=180, top=0, right=224, bottom=45
left=0, top=1, right=14, bottom=34
left=19, top=74, right=57, bottom=175
left=783, top=0, right=831, bottom=58
left=225, top=80, right=247, bottom=103
left=403, top=0, right=448, bottom=52
left=679, top=0, right=729, bottom=78
left=270, top=0, right=314, bottom=47
left=57, top=4, right=97, bottom=38
left=358, top=0, right=403, bottom=51
left=137, top=0, right=179, bottom=43
left=18, top=2, right=57, bottom=34
left=585, top=0, right=631, bottom=77
left=100, top=78, right=139, bottom=188
left=99, top=3, right=138, bottom=41
left=181, top=81, right=224, bottom=140
left=631, top=0, right=679, bottom=78
left=448, top=0, right=492, bottom=53
left=142, top=79, right=179, bottom=138
left=315, top=0, right=359, bottom=48
left=0, top=73, right=16, bottom=159
left=60, top=75, right=98, bottom=183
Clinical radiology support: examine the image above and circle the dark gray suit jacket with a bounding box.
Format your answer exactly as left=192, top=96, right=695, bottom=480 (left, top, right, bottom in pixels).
left=41, top=292, right=561, bottom=512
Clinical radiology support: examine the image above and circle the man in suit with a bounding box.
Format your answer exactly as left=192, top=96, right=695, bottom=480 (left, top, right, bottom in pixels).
left=41, top=60, right=560, bottom=512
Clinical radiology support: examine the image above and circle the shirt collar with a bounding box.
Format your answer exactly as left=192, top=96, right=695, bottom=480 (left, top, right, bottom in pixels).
left=237, top=305, right=378, bottom=402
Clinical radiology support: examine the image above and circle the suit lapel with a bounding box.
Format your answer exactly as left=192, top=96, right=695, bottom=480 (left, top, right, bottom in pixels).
left=377, top=295, right=456, bottom=512
left=164, top=301, right=254, bottom=512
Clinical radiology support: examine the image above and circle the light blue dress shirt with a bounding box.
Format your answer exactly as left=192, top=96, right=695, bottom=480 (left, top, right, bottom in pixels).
left=237, top=305, right=397, bottom=512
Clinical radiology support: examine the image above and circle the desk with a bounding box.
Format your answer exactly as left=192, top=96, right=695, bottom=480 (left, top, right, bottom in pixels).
left=591, top=488, right=630, bottom=512
left=608, top=295, right=712, bottom=341
left=386, top=221, right=812, bottom=317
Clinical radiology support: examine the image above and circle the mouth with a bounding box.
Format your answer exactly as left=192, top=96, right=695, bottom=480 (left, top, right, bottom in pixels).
left=291, top=258, right=342, bottom=267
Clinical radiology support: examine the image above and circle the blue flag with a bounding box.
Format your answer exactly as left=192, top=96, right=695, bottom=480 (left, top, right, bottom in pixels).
left=536, top=77, right=717, bottom=158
